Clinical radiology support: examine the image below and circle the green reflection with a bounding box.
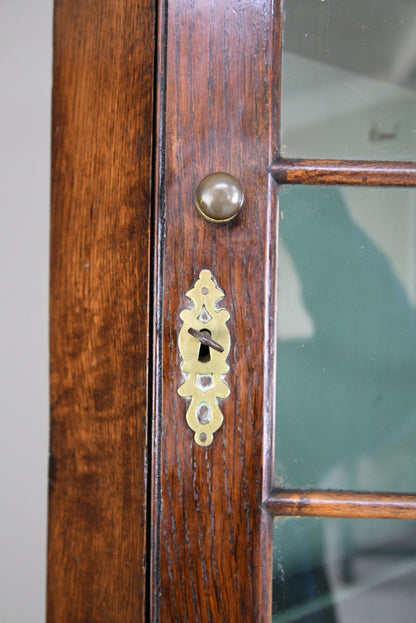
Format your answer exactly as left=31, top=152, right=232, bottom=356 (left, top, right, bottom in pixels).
left=272, top=517, right=416, bottom=622
left=275, top=186, right=416, bottom=491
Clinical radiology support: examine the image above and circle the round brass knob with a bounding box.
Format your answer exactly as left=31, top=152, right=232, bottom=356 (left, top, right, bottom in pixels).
left=195, top=172, right=244, bottom=223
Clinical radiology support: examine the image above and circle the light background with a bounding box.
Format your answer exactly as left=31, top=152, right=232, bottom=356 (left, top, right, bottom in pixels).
left=0, top=0, right=53, bottom=620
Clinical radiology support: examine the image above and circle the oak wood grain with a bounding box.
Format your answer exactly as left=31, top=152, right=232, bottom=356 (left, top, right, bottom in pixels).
left=265, top=489, right=416, bottom=519
left=153, top=1, right=280, bottom=621
left=271, top=158, right=416, bottom=186
left=47, top=1, right=156, bottom=620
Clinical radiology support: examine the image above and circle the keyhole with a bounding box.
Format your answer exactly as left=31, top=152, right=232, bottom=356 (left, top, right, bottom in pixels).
left=198, top=329, right=211, bottom=363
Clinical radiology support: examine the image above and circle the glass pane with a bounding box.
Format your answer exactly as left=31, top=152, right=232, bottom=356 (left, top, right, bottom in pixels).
left=272, top=516, right=416, bottom=622
left=281, top=0, right=416, bottom=160
left=275, top=186, right=416, bottom=491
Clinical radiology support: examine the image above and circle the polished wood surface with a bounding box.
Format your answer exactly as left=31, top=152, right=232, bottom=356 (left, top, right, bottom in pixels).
left=271, top=158, right=416, bottom=186
left=47, top=1, right=156, bottom=620
left=48, top=1, right=416, bottom=620
left=152, top=1, right=280, bottom=620
left=266, top=489, right=416, bottom=519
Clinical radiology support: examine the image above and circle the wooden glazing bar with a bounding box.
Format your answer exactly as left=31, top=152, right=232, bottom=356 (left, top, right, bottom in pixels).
left=270, top=158, right=416, bottom=186
left=265, top=489, right=416, bottom=519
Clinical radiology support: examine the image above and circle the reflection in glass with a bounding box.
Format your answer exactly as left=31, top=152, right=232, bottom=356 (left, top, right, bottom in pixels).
left=272, top=516, right=416, bottom=622
left=275, top=186, right=416, bottom=492
left=281, top=0, right=416, bottom=160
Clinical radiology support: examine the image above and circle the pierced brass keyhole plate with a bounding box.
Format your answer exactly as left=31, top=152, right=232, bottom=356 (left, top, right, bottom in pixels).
left=178, top=270, right=231, bottom=446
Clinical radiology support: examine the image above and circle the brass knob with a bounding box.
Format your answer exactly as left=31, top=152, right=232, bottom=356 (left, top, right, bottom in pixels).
left=195, top=172, right=244, bottom=223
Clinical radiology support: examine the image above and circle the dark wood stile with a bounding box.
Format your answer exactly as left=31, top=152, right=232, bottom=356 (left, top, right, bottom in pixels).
left=47, top=1, right=156, bottom=621
left=266, top=490, right=416, bottom=520
left=271, top=158, right=416, bottom=186
left=152, top=1, right=280, bottom=621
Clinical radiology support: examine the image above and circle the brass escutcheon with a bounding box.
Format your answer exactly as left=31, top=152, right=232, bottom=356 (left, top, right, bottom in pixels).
left=178, top=270, right=231, bottom=446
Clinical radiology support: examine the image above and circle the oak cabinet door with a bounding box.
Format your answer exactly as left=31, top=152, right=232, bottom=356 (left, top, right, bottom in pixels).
left=48, top=1, right=416, bottom=622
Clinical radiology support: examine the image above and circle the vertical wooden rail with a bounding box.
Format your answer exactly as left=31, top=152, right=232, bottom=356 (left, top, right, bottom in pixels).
left=153, top=1, right=280, bottom=621
left=47, top=1, right=156, bottom=620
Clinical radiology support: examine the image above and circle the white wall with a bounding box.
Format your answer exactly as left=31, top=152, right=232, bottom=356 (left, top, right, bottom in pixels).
left=0, top=1, right=53, bottom=620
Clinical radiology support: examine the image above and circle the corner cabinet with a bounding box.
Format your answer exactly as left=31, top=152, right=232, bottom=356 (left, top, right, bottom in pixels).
left=48, top=1, right=416, bottom=621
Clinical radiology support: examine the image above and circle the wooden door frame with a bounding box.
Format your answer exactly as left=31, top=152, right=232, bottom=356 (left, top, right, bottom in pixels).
left=47, top=1, right=157, bottom=620
left=150, top=1, right=280, bottom=620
